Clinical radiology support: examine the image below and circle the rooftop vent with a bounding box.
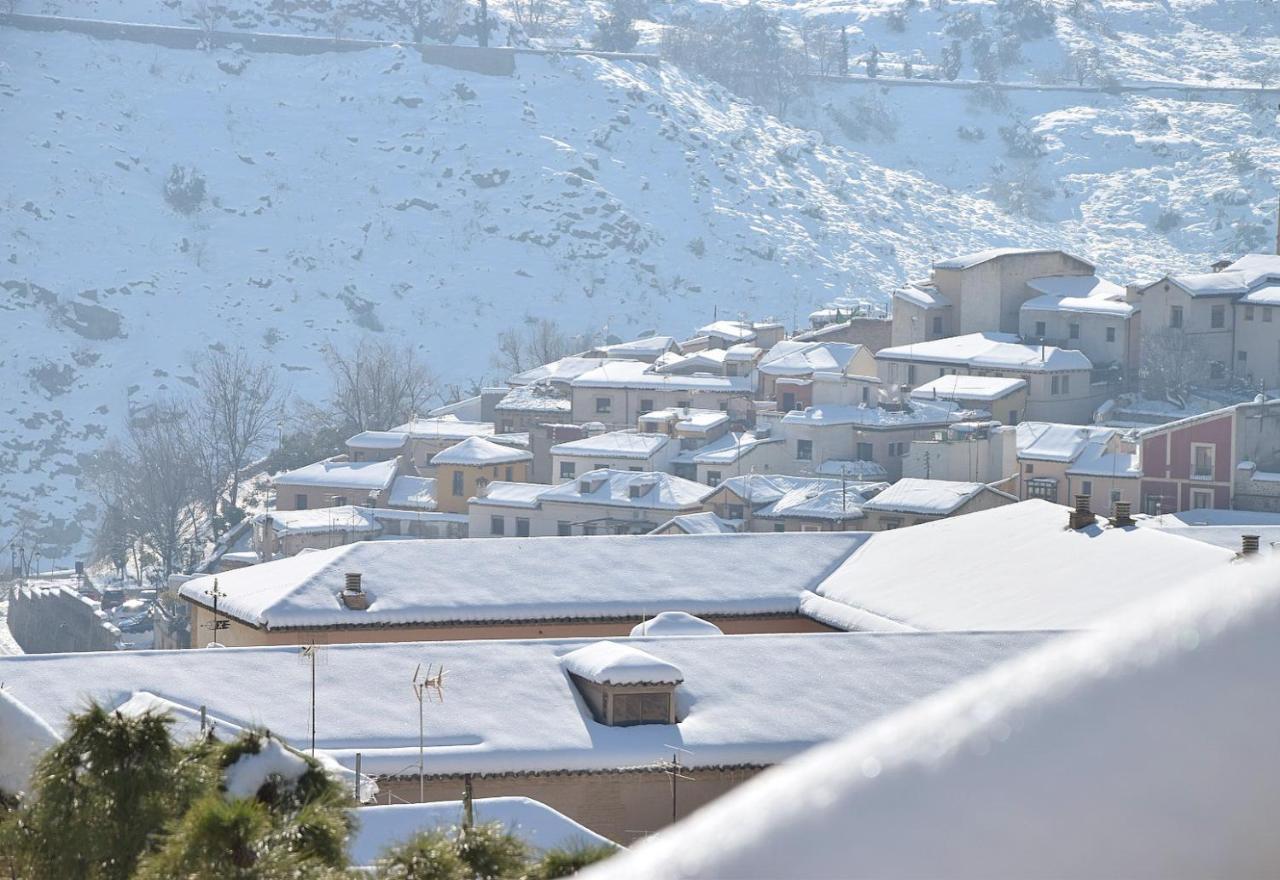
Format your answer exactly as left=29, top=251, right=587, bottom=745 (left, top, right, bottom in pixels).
left=341, top=571, right=369, bottom=610
left=1241, top=534, right=1261, bottom=557
left=1069, top=494, right=1093, bottom=530
left=1111, top=501, right=1135, bottom=528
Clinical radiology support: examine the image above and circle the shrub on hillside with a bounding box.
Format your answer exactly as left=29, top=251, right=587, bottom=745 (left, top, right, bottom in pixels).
left=164, top=165, right=207, bottom=214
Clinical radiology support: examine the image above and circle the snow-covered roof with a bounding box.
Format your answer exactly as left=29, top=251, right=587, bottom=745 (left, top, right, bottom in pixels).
left=781, top=399, right=964, bottom=429
left=1017, top=422, right=1114, bottom=462
left=389, top=416, right=495, bottom=440
left=754, top=486, right=869, bottom=521
left=349, top=798, right=614, bottom=866
left=696, top=320, right=756, bottom=342
left=723, top=344, right=761, bottom=362
left=630, top=612, right=724, bottom=637
left=494, top=383, right=571, bottom=413
left=0, top=631, right=1044, bottom=779
left=719, top=474, right=852, bottom=506
left=814, top=500, right=1237, bottom=631
left=428, top=396, right=484, bottom=421
left=653, top=350, right=728, bottom=374
left=1240, top=280, right=1280, bottom=305
left=877, top=332, right=1093, bottom=372
left=1022, top=275, right=1134, bottom=316
left=758, top=341, right=862, bottom=377
left=911, top=375, right=1027, bottom=402
left=673, top=432, right=780, bottom=465
left=255, top=506, right=381, bottom=535
left=551, top=430, right=669, bottom=460
left=861, top=479, right=1012, bottom=516
left=1065, top=439, right=1141, bottom=478
left=430, top=436, right=532, bottom=466
left=1136, top=509, right=1280, bottom=556
left=273, top=457, right=399, bottom=493
left=815, top=460, right=890, bottom=480
left=386, top=475, right=438, bottom=510
left=597, top=336, right=679, bottom=358
left=933, top=247, right=1091, bottom=271
left=471, top=481, right=550, bottom=509
left=572, top=361, right=753, bottom=392
left=562, top=641, right=684, bottom=686
left=891, top=283, right=951, bottom=310
left=1166, top=253, right=1280, bottom=298
left=0, top=687, right=60, bottom=797
left=538, top=470, right=712, bottom=510
left=508, top=357, right=621, bottom=385
left=652, top=512, right=738, bottom=536
left=179, top=532, right=865, bottom=630
left=674, top=411, right=730, bottom=433
left=585, top=554, right=1280, bottom=879
left=346, top=430, right=410, bottom=450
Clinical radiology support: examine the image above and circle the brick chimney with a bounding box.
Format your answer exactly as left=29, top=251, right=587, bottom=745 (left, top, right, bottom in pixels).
left=1111, top=501, right=1134, bottom=528
left=1069, top=494, right=1094, bottom=530
left=341, top=571, right=369, bottom=610
left=1241, top=534, right=1261, bottom=557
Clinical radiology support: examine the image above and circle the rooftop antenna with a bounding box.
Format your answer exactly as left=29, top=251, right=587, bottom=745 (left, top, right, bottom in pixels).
left=658, top=745, right=694, bottom=824
left=411, top=663, right=447, bottom=802
left=298, top=642, right=326, bottom=756
left=202, top=578, right=229, bottom=646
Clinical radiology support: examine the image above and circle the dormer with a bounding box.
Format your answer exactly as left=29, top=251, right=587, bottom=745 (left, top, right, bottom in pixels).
left=562, top=641, right=682, bottom=726
left=579, top=473, right=609, bottom=494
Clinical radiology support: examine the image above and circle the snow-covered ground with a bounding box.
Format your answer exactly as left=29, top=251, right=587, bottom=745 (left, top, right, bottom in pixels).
left=2, top=0, right=1278, bottom=557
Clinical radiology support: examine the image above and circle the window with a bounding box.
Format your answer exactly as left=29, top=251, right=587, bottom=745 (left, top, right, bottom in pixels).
left=931, top=316, right=943, bottom=335
left=1034, top=321, right=1046, bottom=338
left=861, top=386, right=870, bottom=404
left=1051, top=376, right=1060, bottom=395
left=1069, top=322, right=1080, bottom=339
left=629, top=466, right=642, bottom=472
left=781, top=392, right=796, bottom=411
left=1211, top=305, right=1225, bottom=329
left=1025, top=463, right=1034, bottom=474
left=557, top=521, right=572, bottom=536
left=594, top=463, right=608, bottom=472
left=1081, top=480, right=1092, bottom=496
left=1191, top=490, right=1213, bottom=510
left=595, top=397, right=612, bottom=414
left=452, top=471, right=464, bottom=496
left=500, top=419, right=513, bottom=432
left=628, top=485, right=642, bottom=499
left=907, top=364, right=917, bottom=385
left=676, top=400, right=691, bottom=409
left=773, top=523, right=786, bottom=532
left=639, top=398, right=654, bottom=413
left=1110, top=489, right=1122, bottom=504
left=295, top=494, right=308, bottom=510
left=1192, top=443, right=1215, bottom=480
left=1170, top=306, right=1183, bottom=329
left=490, top=516, right=505, bottom=536
left=331, top=495, right=347, bottom=507
left=611, top=692, right=671, bottom=726
left=582, top=524, right=598, bottom=536
left=727, top=504, right=745, bottom=520
left=856, top=442, right=873, bottom=461
left=1061, top=375, right=1070, bottom=394
left=796, top=439, right=813, bottom=461
left=1027, top=478, right=1058, bottom=502
left=882, top=518, right=903, bottom=530
left=515, top=517, right=530, bottom=537
left=559, top=461, right=576, bottom=480
left=1238, top=350, right=1248, bottom=363
left=1210, top=361, right=1225, bottom=380
left=707, top=470, right=722, bottom=486
left=1106, top=326, right=1116, bottom=343
left=1246, top=305, right=1255, bottom=321
left=1008, top=409, right=1019, bottom=423
left=504, top=465, right=513, bottom=482
left=1264, top=308, right=1274, bottom=323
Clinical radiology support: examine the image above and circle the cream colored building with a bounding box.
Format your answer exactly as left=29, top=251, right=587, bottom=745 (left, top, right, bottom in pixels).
left=569, top=361, right=755, bottom=430
left=858, top=478, right=1018, bottom=530
left=1017, top=422, right=1142, bottom=510
left=430, top=437, right=533, bottom=515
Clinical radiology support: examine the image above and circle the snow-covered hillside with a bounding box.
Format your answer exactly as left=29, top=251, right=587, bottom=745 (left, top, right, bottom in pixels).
left=1, top=0, right=1278, bottom=557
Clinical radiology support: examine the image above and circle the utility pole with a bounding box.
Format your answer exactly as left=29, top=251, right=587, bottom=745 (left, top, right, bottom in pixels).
left=659, top=746, right=694, bottom=824
left=300, top=643, right=321, bottom=755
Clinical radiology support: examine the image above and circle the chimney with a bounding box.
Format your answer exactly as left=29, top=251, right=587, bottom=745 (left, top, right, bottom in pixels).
left=1069, top=494, right=1094, bottom=530
left=1111, top=501, right=1134, bottom=528
left=1241, top=534, right=1261, bottom=557
left=341, top=571, right=369, bottom=610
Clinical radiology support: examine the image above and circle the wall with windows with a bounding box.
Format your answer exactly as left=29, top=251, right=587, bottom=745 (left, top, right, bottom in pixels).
left=1233, top=300, right=1280, bottom=390
left=1135, top=281, right=1237, bottom=386
left=1138, top=412, right=1233, bottom=513
left=434, top=461, right=531, bottom=514
left=1018, top=307, right=1132, bottom=372
left=569, top=385, right=746, bottom=429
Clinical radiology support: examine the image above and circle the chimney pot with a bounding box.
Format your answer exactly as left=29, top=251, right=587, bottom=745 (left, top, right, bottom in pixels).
left=1070, top=494, right=1094, bottom=530
left=1241, top=534, right=1261, bottom=556
left=341, top=572, right=369, bottom=609
left=1112, top=501, right=1134, bottom=528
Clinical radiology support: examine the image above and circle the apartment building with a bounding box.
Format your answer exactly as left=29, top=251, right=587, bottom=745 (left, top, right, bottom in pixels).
left=1132, top=253, right=1280, bottom=389
left=569, top=361, right=754, bottom=428
left=1017, top=275, right=1137, bottom=375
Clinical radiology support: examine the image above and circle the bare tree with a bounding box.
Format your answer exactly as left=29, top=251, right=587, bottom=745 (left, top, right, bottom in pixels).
left=126, top=402, right=199, bottom=579
left=190, top=0, right=224, bottom=44
left=510, top=0, right=551, bottom=37
left=1140, top=328, right=1213, bottom=405
left=192, top=348, right=285, bottom=510
left=491, top=317, right=598, bottom=377
left=322, top=338, right=439, bottom=434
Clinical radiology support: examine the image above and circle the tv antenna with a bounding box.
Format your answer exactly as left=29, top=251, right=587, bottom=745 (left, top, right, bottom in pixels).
left=411, top=663, right=447, bottom=802
left=657, top=745, right=694, bottom=824
left=202, top=579, right=229, bottom=646
left=298, top=642, right=327, bottom=755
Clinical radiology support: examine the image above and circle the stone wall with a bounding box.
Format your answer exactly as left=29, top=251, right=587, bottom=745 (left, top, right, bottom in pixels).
left=7, top=582, right=120, bottom=653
